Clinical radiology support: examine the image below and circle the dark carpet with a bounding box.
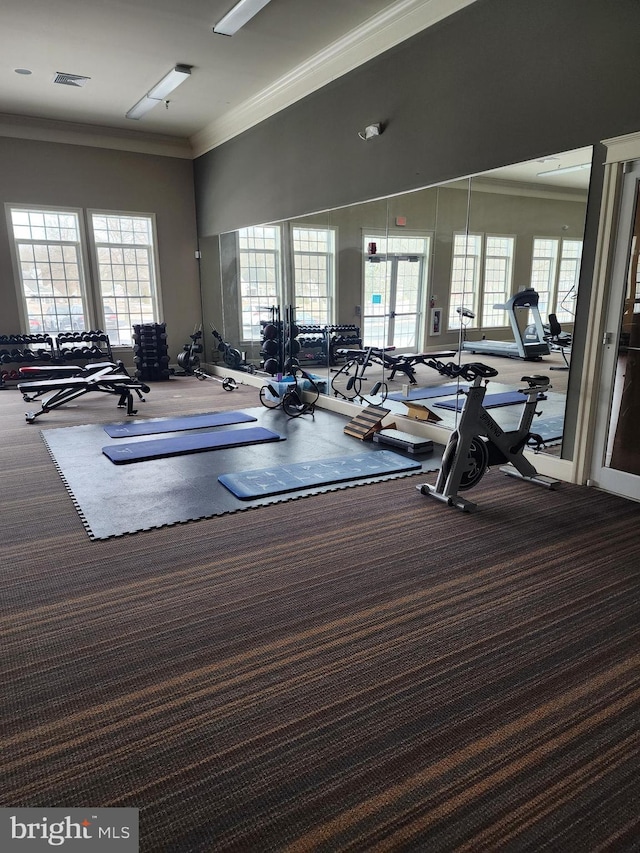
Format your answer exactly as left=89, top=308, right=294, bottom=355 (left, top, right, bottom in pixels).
left=1, top=376, right=639, bottom=852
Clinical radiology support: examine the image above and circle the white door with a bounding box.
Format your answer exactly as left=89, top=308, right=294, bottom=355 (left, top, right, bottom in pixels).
left=590, top=159, right=640, bottom=501
left=362, top=235, right=428, bottom=350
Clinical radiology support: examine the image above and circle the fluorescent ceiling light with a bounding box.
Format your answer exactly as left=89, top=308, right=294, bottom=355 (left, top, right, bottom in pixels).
left=126, top=64, right=191, bottom=120
left=213, top=0, right=272, bottom=36
left=536, top=163, right=591, bottom=178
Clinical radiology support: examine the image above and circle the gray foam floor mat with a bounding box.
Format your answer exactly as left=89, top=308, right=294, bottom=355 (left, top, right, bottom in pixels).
left=41, top=406, right=442, bottom=540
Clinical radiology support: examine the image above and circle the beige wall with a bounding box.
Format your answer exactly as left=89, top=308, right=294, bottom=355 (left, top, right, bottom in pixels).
left=0, top=136, right=201, bottom=366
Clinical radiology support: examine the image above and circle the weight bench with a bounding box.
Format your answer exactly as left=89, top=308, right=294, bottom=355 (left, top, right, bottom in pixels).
left=333, top=347, right=459, bottom=386
left=18, top=362, right=121, bottom=400
left=18, top=365, right=150, bottom=423
left=382, top=350, right=458, bottom=384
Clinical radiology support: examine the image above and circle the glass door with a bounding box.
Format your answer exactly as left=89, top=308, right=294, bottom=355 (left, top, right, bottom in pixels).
left=362, top=236, right=428, bottom=350
left=590, top=160, right=640, bottom=501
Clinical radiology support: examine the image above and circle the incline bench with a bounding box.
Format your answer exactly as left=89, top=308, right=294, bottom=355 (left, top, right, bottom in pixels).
left=18, top=362, right=150, bottom=423
left=336, top=347, right=457, bottom=385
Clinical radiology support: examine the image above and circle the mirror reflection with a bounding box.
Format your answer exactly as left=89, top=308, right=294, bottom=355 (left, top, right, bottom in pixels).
left=206, top=146, right=591, bottom=457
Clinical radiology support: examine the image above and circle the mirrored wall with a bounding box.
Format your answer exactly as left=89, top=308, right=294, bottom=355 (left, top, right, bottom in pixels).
left=200, top=146, right=592, bottom=456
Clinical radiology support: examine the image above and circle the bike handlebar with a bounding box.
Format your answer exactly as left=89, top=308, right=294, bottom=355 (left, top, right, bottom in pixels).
left=424, top=359, right=499, bottom=381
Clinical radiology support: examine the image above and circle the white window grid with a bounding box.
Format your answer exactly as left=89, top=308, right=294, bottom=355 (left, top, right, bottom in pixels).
left=91, top=214, right=158, bottom=346
left=449, top=233, right=482, bottom=330
left=530, top=237, right=582, bottom=323
left=482, top=236, right=515, bottom=326
left=238, top=225, right=281, bottom=341
left=291, top=225, right=335, bottom=325
left=556, top=239, right=582, bottom=323
left=448, top=233, right=515, bottom=330
left=9, top=208, right=88, bottom=334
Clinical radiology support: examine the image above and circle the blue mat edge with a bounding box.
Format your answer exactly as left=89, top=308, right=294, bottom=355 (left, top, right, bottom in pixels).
left=102, top=426, right=283, bottom=464
left=434, top=391, right=536, bottom=411
left=387, top=383, right=467, bottom=401
left=103, top=410, right=257, bottom=437
left=218, top=450, right=423, bottom=500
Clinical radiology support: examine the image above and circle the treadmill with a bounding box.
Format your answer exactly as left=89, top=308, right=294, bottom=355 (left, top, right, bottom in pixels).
left=462, top=288, right=550, bottom=360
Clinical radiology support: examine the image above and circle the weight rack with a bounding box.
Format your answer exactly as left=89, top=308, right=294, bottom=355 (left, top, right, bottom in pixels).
left=0, top=332, right=113, bottom=388
left=133, top=322, right=171, bottom=381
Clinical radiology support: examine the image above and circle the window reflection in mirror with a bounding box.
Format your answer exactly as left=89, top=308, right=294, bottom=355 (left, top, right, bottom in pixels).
left=210, top=146, right=591, bottom=456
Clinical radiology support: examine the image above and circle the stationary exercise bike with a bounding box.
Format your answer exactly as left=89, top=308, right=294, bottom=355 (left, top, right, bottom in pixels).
left=418, top=359, right=558, bottom=511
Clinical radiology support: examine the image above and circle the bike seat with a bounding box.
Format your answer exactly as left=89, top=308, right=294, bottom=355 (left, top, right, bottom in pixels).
left=521, top=375, right=550, bottom=388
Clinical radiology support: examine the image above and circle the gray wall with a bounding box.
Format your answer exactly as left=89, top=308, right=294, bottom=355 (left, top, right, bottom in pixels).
left=194, top=0, right=636, bottom=461
left=194, top=0, right=640, bottom=237
left=0, top=137, right=201, bottom=364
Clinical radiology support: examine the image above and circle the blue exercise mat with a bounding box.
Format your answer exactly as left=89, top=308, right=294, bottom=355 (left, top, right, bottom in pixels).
left=387, top=383, right=467, bottom=401
left=103, top=426, right=283, bottom=464
left=434, top=391, right=545, bottom=412
left=218, top=450, right=422, bottom=500
left=103, top=411, right=257, bottom=437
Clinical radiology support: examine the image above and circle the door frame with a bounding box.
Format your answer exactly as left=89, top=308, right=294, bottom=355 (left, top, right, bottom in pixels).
left=574, top=131, right=640, bottom=492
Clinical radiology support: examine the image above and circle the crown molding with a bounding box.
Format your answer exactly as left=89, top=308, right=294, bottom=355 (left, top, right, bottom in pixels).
left=469, top=176, right=589, bottom=203
left=190, top=0, right=477, bottom=158
left=602, top=130, right=640, bottom=164
left=0, top=112, right=193, bottom=159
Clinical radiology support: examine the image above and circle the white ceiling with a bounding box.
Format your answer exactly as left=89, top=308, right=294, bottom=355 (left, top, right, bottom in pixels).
left=0, top=0, right=478, bottom=157
left=0, top=0, right=593, bottom=191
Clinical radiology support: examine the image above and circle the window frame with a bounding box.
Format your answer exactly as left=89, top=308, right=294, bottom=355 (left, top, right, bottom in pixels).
left=287, top=222, right=337, bottom=327
left=448, top=231, right=515, bottom=331
left=236, top=224, right=283, bottom=343
left=530, top=235, right=582, bottom=323
left=5, top=202, right=95, bottom=336
left=87, top=209, right=163, bottom=346
left=6, top=203, right=164, bottom=346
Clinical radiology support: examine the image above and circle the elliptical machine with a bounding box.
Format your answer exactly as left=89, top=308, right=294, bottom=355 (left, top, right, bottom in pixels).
left=417, top=358, right=558, bottom=512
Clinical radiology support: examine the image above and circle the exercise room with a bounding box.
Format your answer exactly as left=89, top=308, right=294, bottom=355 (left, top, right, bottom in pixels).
left=1, top=1, right=639, bottom=851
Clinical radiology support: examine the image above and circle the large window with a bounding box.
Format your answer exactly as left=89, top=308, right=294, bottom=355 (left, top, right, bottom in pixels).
left=448, top=233, right=481, bottom=330
left=90, top=213, right=159, bottom=346
left=556, top=239, right=582, bottom=323
left=237, top=225, right=281, bottom=341
left=449, top=233, right=514, bottom=330
left=10, top=208, right=88, bottom=334
left=291, top=225, right=335, bottom=326
left=9, top=205, right=161, bottom=344
left=482, top=236, right=515, bottom=326
left=530, top=237, right=582, bottom=323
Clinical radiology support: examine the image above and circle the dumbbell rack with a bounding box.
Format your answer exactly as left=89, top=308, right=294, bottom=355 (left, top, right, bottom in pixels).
left=0, top=334, right=56, bottom=388
left=55, top=331, right=113, bottom=363
left=133, top=322, right=171, bottom=381
left=0, top=331, right=114, bottom=389
left=296, top=324, right=362, bottom=366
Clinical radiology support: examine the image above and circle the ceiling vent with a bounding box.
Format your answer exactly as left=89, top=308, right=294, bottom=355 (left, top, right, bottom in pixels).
left=53, top=72, right=90, bottom=87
